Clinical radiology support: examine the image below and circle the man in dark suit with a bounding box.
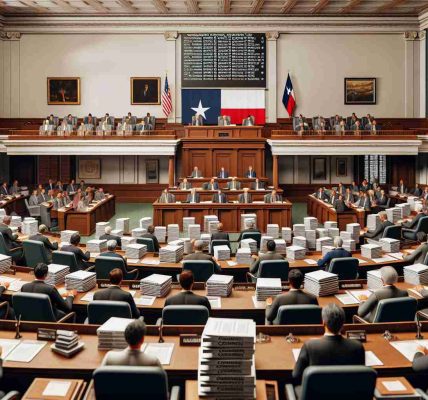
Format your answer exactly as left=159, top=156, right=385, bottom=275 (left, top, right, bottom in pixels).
left=344, top=188, right=355, bottom=204
left=317, top=237, right=351, bottom=270
left=61, top=233, right=90, bottom=271
left=264, top=190, right=282, bottom=203
left=245, top=165, right=256, bottom=178
left=226, top=177, right=241, bottom=190
left=204, top=178, right=219, bottom=191
left=238, top=188, right=252, bottom=204
left=158, top=189, right=175, bottom=204
left=212, top=190, right=227, bottom=204
left=334, top=195, right=349, bottom=212
left=357, top=266, right=408, bottom=322
left=29, top=224, right=58, bottom=262
left=211, top=223, right=229, bottom=242
left=141, top=225, right=160, bottom=253
left=251, top=178, right=265, bottom=190
left=250, top=240, right=284, bottom=276
left=165, top=270, right=211, bottom=311
left=94, top=268, right=140, bottom=319
left=404, top=232, right=428, bottom=265
left=360, top=179, right=371, bottom=192
left=412, top=183, right=422, bottom=197
left=328, top=189, right=338, bottom=206
left=349, top=181, right=359, bottom=194
left=184, top=240, right=221, bottom=273
left=402, top=208, right=428, bottom=229
left=398, top=179, right=407, bottom=194
left=179, top=178, right=192, bottom=190
left=364, top=211, right=393, bottom=240
left=98, top=240, right=129, bottom=269
left=190, top=166, right=202, bottom=178
left=337, top=183, right=346, bottom=196
left=67, top=179, right=77, bottom=195
left=354, top=192, right=371, bottom=211
left=100, top=226, right=122, bottom=248
left=292, top=303, right=365, bottom=384
left=218, top=167, right=229, bottom=179
left=314, top=187, right=328, bottom=201
left=377, top=189, right=388, bottom=206
left=38, top=188, right=48, bottom=204
left=45, top=179, right=55, bottom=192
left=0, top=182, right=8, bottom=196
left=186, top=188, right=200, bottom=204
left=237, top=221, right=260, bottom=242
left=266, top=269, right=317, bottom=324
left=0, top=216, right=20, bottom=250
left=21, top=263, right=75, bottom=321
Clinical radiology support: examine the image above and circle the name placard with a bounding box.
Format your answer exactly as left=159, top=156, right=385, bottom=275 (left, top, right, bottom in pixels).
left=180, top=334, right=202, bottom=346
left=339, top=282, right=363, bottom=290
left=37, top=328, right=57, bottom=341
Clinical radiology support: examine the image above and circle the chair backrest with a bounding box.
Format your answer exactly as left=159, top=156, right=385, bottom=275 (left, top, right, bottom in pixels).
left=23, top=240, right=49, bottom=268
left=93, top=366, right=169, bottom=400
left=87, top=301, right=132, bottom=325
left=182, top=260, right=214, bottom=282
left=300, top=365, right=377, bottom=400
left=13, top=292, right=56, bottom=322
left=162, top=305, right=209, bottom=325
left=210, top=239, right=231, bottom=255
left=382, top=225, right=401, bottom=240
left=0, top=233, right=9, bottom=256
left=258, top=259, right=289, bottom=280
left=373, top=297, right=417, bottom=323
left=241, top=232, right=261, bottom=248
left=95, top=256, right=125, bottom=279
left=327, top=257, right=358, bottom=280
left=136, top=237, right=155, bottom=252
left=52, top=251, right=79, bottom=272
left=276, top=305, right=322, bottom=325
left=417, top=216, right=428, bottom=234
left=40, top=204, right=52, bottom=228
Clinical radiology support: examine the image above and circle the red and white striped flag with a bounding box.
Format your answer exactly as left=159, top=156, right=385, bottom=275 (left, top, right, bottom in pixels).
left=162, top=75, right=172, bottom=117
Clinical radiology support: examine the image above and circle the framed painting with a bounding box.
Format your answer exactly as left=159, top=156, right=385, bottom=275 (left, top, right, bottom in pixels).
left=78, top=159, right=101, bottom=180
left=312, top=157, right=327, bottom=181
left=336, top=158, right=348, bottom=177
left=47, top=77, right=80, bottom=105
left=344, top=78, right=376, bottom=105
left=131, top=77, right=161, bottom=105
left=146, top=159, right=159, bottom=183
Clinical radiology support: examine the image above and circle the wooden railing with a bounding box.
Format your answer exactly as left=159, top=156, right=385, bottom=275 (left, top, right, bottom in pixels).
left=271, top=129, right=420, bottom=140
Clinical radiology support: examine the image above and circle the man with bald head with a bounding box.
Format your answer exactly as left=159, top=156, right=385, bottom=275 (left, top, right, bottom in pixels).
left=211, top=222, right=230, bottom=242
left=183, top=239, right=222, bottom=273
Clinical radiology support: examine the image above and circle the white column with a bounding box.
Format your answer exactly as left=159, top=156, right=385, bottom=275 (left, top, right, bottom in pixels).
left=164, top=31, right=178, bottom=123
left=266, top=31, right=279, bottom=123
left=404, top=31, right=418, bottom=117
left=420, top=31, right=426, bottom=118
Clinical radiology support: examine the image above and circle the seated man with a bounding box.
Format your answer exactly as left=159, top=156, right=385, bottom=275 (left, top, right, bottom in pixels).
left=186, top=188, right=200, bottom=204
left=245, top=165, right=256, bottom=178
left=295, top=121, right=308, bottom=133
left=192, top=114, right=203, bottom=126
left=165, top=270, right=211, bottom=311
left=29, top=224, right=58, bottom=262
left=94, top=188, right=106, bottom=201
left=204, top=178, right=219, bottom=191
left=0, top=182, right=8, bottom=196
left=360, top=179, right=371, bottom=192
left=226, top=177, right=241, bottom=190
left=0, top=216, right=20, bottom=250
left=211, top=222, right=229, bottom=242
left=353, top=191, right=371, bottom=211
left=61, top=233, right=91, bottom=270
left=357, top=266, right=408, bottom=322
left=403, top=232, right=428, bottom=264
left=53, top=193, right=66, bottom=211
left=242, top=115, right=254, bottom=126
left=158, top=189, right=175, bottom=204
left=218, top=167, right=229, bottom=179
left=264, top=189, right=282, bottom=203
left=412, top=183, right=422, bottom=197
left=143, top=113, right=154, bottom=130
left=29, top=189, right=39, bottom=206
left=212, top=190, right=227, bottom=204
left=179, top=178, right=192, bottom=190
left=102, top=319, right=161, bottom=367
left=314, top=187, right=328, bottom=201
left=364, top=211, right=393, bottom=240
left=21, top=263, right=76, bottom=321
left=218, top=115, right=230, bottom=127
left=191, top=166, right=202, bottom=178
left=141, top=225, right=160, bottom=253
left=94, top=268, right=140, bottom=319
left=402, top=207, right=428, bottom=229
left=251, top=178, right=265, bottom=190
left=334, top=195, right=350, bottom=212
left=237, top=220, right=260, bottom=242
left=337, top=183, right=346, bottom=196
left=37, top=188, right=48, bottom=204
left=238, top=188, right=252, bottom=204
left=250, top=240, right=284, bottom=276
left=317, top=237, right=351, bottom=270
left=398, top=179, right=407, bottom=194
left=266, top=269, right=318, bottom=324
left=328, top=189, right=338, bottom=206
left=100, top=226, right=122, bottom=248
left=67, top=179, right=77, bottom=196
left=377, top=189, right=388, bottom=206
left=100, top=240, right=129, bottom=268
left=184, top=240, right=221, bottom=273
left=349, top=181, right=359, bottom=194
left=292, top=303, right=365, bottom=384
left=9, top=180, right=19, bottom=195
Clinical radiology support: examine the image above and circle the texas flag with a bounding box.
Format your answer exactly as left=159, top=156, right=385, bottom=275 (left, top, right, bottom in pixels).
left=282, top=73, right=296, bottom=116
left=182, top=89, right=265, bottom=125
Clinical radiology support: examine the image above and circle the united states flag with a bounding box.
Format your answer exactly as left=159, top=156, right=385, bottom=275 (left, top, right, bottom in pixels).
left=162, top=75, right=172, bottom=117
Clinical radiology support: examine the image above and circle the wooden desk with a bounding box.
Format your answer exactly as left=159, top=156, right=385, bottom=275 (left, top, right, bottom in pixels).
left=153, top=201, right=292, bottom=233
left=184, top=126, right=263, bottom=139
left=168, top=189, right=281, bottom=202
left=0, top=195, right=28, bottom=216
left=177, top=177, right=270, bottom=189
left=57, top=195, right=116, bottom=236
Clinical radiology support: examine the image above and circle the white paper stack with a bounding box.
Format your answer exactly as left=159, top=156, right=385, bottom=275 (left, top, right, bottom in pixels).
left=240, top=213, right=257, bottom=231
left=316, top=237, right=333, bottom=251
left=131, top=228, right=146, bottom=238
left=266, top=224, right=279, bottom=239
left=346, top=223, right=361, bottom=240
left=340, top=231, right=353, bottom=241
left=46, top=264, right=70, bottom=286
left=286, top=245, right=306, bottom=260
left=208, top=221, right=218, bottom=234
left=260, top=236, right=273, bottom=252
left=60, top=230, right=78, bottom=244
left=10, top=216, right=21, bottom=228
left=404, top=264, right=428, bottom=285
left=236, top=248, right=252, bottom=265
left=281, top=227, right=292, bottom=243
left=86, top=239, right=107, bottom=254
left=386, top=208, right=401, bottom=224
left=126, top=243, right=147, bottom=259
left=206, top=274, right=234, bottom=297
left=328, top=227, right=340, bottom=239
left=0, top=254, right=11, bottom=273
left=397, top=203, right=411, bottom=218
left=204, top=215, right=218, bottom=232
left=324, top=221, right=337, bottom=230
left=188, top=224, right=201, bottom=240
left=159, top=244, right=184, bottom=263
left=120, top=236, right=136, bottom=250
left=166, top=224, right=180, bottom=243
left=111, top=229, right=123, bottom=237
left=305, top=230, right=316, bottom=249
left=293, top=236, right=307, bottom=248
left=95, top=222, right=109, bottom=239
left=342, top=239, right=356, bottom=252
left=97, top=317, right=134, bottom=350
left=367, top=214, right=380, bottom=232
left=379, top=238, right=400, bottom=253
left=407, top=196, right=418, bottom=211
left=139, top=217, right=152, bottom=230
left=256, top=278, right=282, bottom=301
left=367, top=269, right=383, bottom=289
left=293, top=224, right=305, bottom=237
left=22, top=219, right=38, bottom=236
left=240, top=238, right=258, bottom=254
left=274, top=239, right=287, bottom=255
left=415, top=201, right=424, bottom=212
left=304, top=217, right=318, bottom=230
left=154, top=226, right=167, bottom=244
left=116, top=218, right=130, bottom=234
left=361, top=244, right=382, bottom=259
left=214, top=245, right=230, bottom=261
left=0, top=209, right=5, bottom=218
left=200, top=234, right=211, bottom=251
left=316, top=228, right=329, bottom=238
left=168, top=239, right=184, bottom=248
left=183, top=217, right=196, bottom=234
left=322, top=246, right=335, bottom=257
left=183, top=238, right=193, bottom=254
left=304, top=270, right=339, bottom=297
left=140, top=274, right=172, bottom=297
left=65, top=270, right=96, bottom=292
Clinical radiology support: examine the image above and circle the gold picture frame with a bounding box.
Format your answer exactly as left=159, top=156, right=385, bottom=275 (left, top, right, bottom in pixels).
left=47, top=77, right=81, bottom=105
left=131, top=77, right=161, bottom=105
left=78, top=158, right=101, bottom=180
left=344, top=78, right=376, bottom=105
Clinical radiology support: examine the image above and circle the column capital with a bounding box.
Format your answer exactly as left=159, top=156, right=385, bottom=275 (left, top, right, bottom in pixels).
left=0, top=32, right=21, bottom=41
left=419, top=31, right=426, bottom=40
left=404, top=31, right=418, bottom=41
left=266, top=31, right=280, bottom=41
left=164, top=31, right=179, bottom=41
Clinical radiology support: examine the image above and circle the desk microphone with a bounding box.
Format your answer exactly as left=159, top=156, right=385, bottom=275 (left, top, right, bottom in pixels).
left=416, top=313, right=424, bottom=340
left=15, top=314, right=22, bottom=339
left=158, top=319, right=164, bottom=343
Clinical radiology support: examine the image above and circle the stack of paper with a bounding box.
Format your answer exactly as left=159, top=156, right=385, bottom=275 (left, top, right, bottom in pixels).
left=200, top=234, right=211, bottom=251
left=183, top=217, right=196, bottom=234
left=208, top=221, right=218, bottom=234
left=204, top=215, right=218, bottom=232
left=343, top=239, right=356, bottom=252
left=0, top=254, right=12, bottom=273
left=139, top=217, right=152, bottom=230
left=293, top=224, right=306, bottom=237
left=407, top=196, right=418, bottom=211
left=367, top=214, right=380, bottom=232
left=397, top=203, right=411, bottom=218
left=379, top=238, right=400, bottom=253
left=188, top=224, right=201, bottom=240
left=367, top=269, right=383, bottom=289
left=316, top=237, right=333, bottom=251
left=236, top=248, right=252, bottom=265
left=120, top=236, right=136, bottom=250
left=116, top=218, right=130, bottom=234
left=274, top=239, right=287, bottom=255
left=168, top=239, right=184, bottom=248
left=206, top=274, right=234, bottom=297
left=111, top=229, right=123, bottom=237
left=22, top=219, right=38, bottom=236
left=154, top=226, right=167, bottom=244
left=198, top=318, right=256, bottom=399
left=131, top=228, right=146, bottom=238
left=214, top=245, right=230, bottom=261
left=159, top=245, right=184, bottom=263
left=260, top=236, right=273, bottom=252
left=305, top=230, right=316, bottom=249
left=304, top=217, right=318, bottom=230
left=404, top=264, right=428, bottom=285
left=292, top=236, right=307, bottom=248
left=46, top=264, right=70, bottom=286
left=324, top=221, right=337, bottom=230
left=95, top=222, right=109, bottom=239
left=167, top=224, right=180, bottom=243
left=86, top=239, right=107, bottom=254
left=340, top=231, right=353, bottom=241
left=281, top=227, right=292, bottom=243
left=256, top=278, right=282, bottom=301
left=346, top=223, right=361, bottom=240
left=361, top=244, right=382, bottom=259
left=182, top=237, right=193, bottom=254
left=125, top=243, right=147, bottom=259
left=328, top=227, right=340, bottom=239
left=386, top=208, right=401, bottom=224
left=304, top=270, right=339, bottom=296
left=266, top=224, right=279, bottom=239
left=60, top=230, right=78, bottom=244
left=0, top=209, right=5, bottom=218
left=10, top=216, right=21, bottom=228
left=65, top=270, right=96, bottom=292
left=97, top=317, right=134, bottom=350
left=322, top=246, right=335, bottom=257
left=286, top=245, right=306, bottom=260
left=51, top=330, right=83, bottom=357
left=240, top=214, right=257, bottom=231
left=240, top=238, right=257, bottom=254
left=140, top=274, right=172, bottom=297
left=415, top=201, right=424, bottom=212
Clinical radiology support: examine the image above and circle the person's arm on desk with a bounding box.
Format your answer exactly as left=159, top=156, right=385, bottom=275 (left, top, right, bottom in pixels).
left=265, top=296, right=280, bottom=324
left=413, top=346, right=428, bottom=372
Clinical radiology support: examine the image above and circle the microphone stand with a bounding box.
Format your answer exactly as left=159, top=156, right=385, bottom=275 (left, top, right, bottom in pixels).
left=158, top=319, right=164, bottom=343
left=416, top=313, right=424, bottom=340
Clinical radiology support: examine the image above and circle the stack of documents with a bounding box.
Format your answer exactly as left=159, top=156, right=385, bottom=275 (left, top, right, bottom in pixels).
left=256, top=278, right=282, bottom=301
left=361, top=244, right=382, bottom=259
left=131, top=228, right=146, bottom=238
left=304, top=217, right=318, bottom=230
left=367, top=269, right=383, bottom=289
left=198, top=318, right=256, bottom=399
left=293, top=224, right=306, bottom=237
left=346, top=223, right=361, bottom=240
left=240, top=238, right=257, bottom=254
left=139, top=217, right=152, bottom=230
left=305, top=230, right=316, bottom=249
left=214, top=245, right=230, bottom=261
left=208, top=221, right=218, bottom=234
left=60, top=230, right=78, bottom=244
left=240, top=214, right=257, bottom=231
left=415, top=201, right=424, bottom=212
left=154, top=226, right=167, bottom=243
left=316, top=237, right=333, bottom=251
left=140, top=274, right=172, bottom=297
left=188, top=224, right=201, bottom=240
left=404, top=264, right=428, bottom=285
left=397, top=203, right=411, bottom=218
left=95, top=222, right=109, bottom=239
left=46, top=264, right=70, bottom=286
left=236, top=248, right=252, bottom=265
left=183, top=237, right=193, bottom=254
left=286, top=245, right=306, bottom=260
left=328, top=227, right=340, bottom=239
left=116, top=218, right=130, bottom=234
left=200, top=234, right=211, bottom=251
left=322, top=245, right=335, bottom=257
left=367, top=214, right=380, bottom=232
left=86, top=239, right=107, bottom=254
left=386, top=207, right=401, bottom=223
left=342, top=239, right=356, bottom=252
left=274, top=239, right=287, bottom=255
left=97, top=317, right=134, bottom=350
left=51, top=330, right=83, bottom=357
left=204, top=215, right=218, bottom=232
left=281, top=227, right=292, bottom=243
left=316, top=228, right=329, bottom=238
left=207, top=274, right=234, bottom=297
left=120, top=236, right=136, bottom=250
left=168, top=239, right=184, bottom=248
left=407, top=196, right=419, bottom=211
left=324, top=221, right=337, bottom=230
left=10, top=216, right=21, bottom=228
left=260, top=236, right=273, bottom=252
left=65, top=270, right=96, bottom=292
left=304, top=270, right=339, bottom=297
left=0, top=254, right=11, bottom=273
left=159, top=245, right=184, bottom=263
left=0, top=209, right=5, bottom=218
left=266, top=224, right=279, bottom=239
left=293, top=236, right=307, bottom=248
left=340, top=231, right=353, bottom=241
left=111, top=229, right=123, bottom=237
left=379, top=238, right=400, bottom=253
left=22, top=219, right=38, bottom=236
left=183, top=217, right=195, bottom=234
left=125, top=243, right=147, bottom=259
left=167, top=224, right=180, bottom=243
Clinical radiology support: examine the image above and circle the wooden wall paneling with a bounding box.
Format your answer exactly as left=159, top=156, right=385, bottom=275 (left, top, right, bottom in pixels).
left=213, top=150, right=235, bottom=176
left=8, top=156, right=36, bottom=185
left=390, top=155, right=416, bottom=187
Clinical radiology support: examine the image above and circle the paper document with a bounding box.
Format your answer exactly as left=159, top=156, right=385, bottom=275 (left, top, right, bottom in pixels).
left=335, top=294, right=359, bottom=305
left=226, top=261, right=238, bottom=267
left=80, top=292, right=95, bottom=302
left=387, top=252, right=404, bottom=260
left=357, top=259, right=368, bottom=264
left=0, top=276, right=17, bottom=285
left=372, top=256, right=397, bottom=264
left=142, top=343, right=174, bottom=365
left=0, top=339, right=20, bottom=358
left=346, top=290, right=372, bottom=302
left=42, top=381, right=72, bottom=397
left=389, top=340, right=428, bottom=362
left=292, top=348, right=301, bottom=361
left=304, top=259, right=318, bottom=265
left=142, top=258, right=160, bottom=265
left=90, top=253, right=100, bottom=258
left=134, top=296, right=156, bottom=306
left=251, top=296, right=266, bottom=309
left=382, top=380, right=407, bottom=392
left=8, top=280, right=28, bottom=292
left=365, top=351, right=383, bottom=366
left=5, top=340, right=46, bottom=362
left=207, top=296, right=221, bottom=309
left=127, top=259, right=140, bottom=264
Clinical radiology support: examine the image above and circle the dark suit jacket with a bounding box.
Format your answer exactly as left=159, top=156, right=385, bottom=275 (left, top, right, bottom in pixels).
left=204, top=182, right=219, bottom=191
left=357, top=285, right=409, bottom=322
left=250, top=251, right=284, bottom=275
left=238, top=193, right=253, bottom=203
left=317, top=247, right=352, bottom=269
left=264, top=194, right=283, bottom=203
left=100, top=251, right=128, bottom=269
left=93, top=286, right=140, bottom=319
left=211, top=232, right=230, bottom=242
left=398, top=184, right=408, bottom=194
left=184, top=252, right=221, bottom=273
left=60, top=244, right=90, bottom=271
left=344, top=193, right=355, bottom=203
left=315, top=191, right=328, bottom=201
left=186, top=193, right=200, bottom=203
left=99, top=233, right=122, bottom=248
left=251, top=182, right=265, bottom=190
left=413, top=352, right=428, bottom=373
left=292, top=335, right=365, bottom=384
left=165, top=290, right=211, bottom=311
left=140, top=233, right=160, bottom=252
left=237, top=228, right=261, bottom=242
left=413, top=188, right=423, bottom=197
left=0, top=186, right=8, bottom=196
left=403, top=212, right=424, bottom=229
left=334, top=199, right=349, bottom=212
left=0, top=224, right=19, bottom=250
left=29, top=233, right=58, bottom=256
left=217, top=171, right=229, bottom=179
left=377, top=195, right=388, bottom=206
left=245, top=170, right=256, bottom=178
left=212, top=193, right=227, bottom=203
left=404, top=242, right=428, bottom=265
left=266, top=289, right=318, bottom=323
left=364, top=220, right=394, bottom=240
